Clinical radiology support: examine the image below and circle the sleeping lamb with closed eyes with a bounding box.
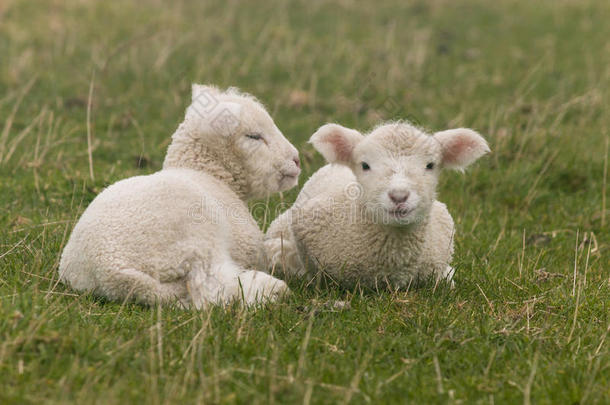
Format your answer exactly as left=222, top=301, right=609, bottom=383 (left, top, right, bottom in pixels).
left=59, top=84, right=300, bottom=308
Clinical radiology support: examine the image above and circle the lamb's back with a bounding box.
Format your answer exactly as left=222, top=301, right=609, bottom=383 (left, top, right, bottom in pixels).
left=294, top=164, right=354, bottom=206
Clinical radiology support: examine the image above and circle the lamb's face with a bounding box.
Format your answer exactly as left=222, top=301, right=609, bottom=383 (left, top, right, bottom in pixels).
left=351, top=124, right=442, bottom=225
left=310, top=122, right=490, bottom=227
left=227, top=97, right=300, bottom=197
left=185, top=85, right=300, bottom=198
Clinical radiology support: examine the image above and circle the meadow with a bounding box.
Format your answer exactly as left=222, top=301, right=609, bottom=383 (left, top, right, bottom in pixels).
left=0, top=0, right=608, bottom=403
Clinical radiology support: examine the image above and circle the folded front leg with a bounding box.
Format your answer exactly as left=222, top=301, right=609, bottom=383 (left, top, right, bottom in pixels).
left=186, top=256, right=288, bottom=308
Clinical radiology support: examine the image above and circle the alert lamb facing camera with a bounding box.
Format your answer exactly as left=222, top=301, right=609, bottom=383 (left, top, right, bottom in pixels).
left=59, top=85, right=300, bottom=308
left=265, top=121, right=489, bottom=289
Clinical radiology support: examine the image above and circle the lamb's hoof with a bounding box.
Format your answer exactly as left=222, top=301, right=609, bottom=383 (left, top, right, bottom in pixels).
left=238, top=271, right=290, bottom=305
left=437, top=266, right=456, bottom=289
left=265, top=238, right=306, bottom=277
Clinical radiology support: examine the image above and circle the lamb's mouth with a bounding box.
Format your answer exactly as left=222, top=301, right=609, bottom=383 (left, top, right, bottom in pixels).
left=281, top=173, right=298, bottom=180
left=279, top=169, right=300, bottom=182
left=387, top=207, right=412, bottom=218
left=279, top=171, right=299, bottom=188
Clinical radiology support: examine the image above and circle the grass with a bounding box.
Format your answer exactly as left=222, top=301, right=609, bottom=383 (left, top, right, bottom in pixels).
left=0, top=0, right=608, bottom=403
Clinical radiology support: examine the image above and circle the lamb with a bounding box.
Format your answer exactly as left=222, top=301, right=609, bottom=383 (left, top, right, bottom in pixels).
left=59, top=84, right=301, bottom=308
left=264, top=121, right=489, bottom=289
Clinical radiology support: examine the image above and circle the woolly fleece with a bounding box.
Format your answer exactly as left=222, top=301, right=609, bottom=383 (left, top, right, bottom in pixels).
left=265, top=121, right=489, bottom=289
left=59, top=85, right=300, bottom=308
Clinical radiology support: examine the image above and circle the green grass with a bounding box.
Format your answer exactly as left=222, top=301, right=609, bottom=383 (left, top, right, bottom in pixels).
left=1, top=0, right=608, bottom=403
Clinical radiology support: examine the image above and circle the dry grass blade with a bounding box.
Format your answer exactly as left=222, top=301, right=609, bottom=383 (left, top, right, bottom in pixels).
left=0, top=76, right=37, bottom=162
left=523, top=351, right=539, bottom=405
left=1, top=107, right=46, bottom=165
left=602, top=135, right=608, bottom=228
left=341, top=351, right=372, bottom=405
left=86, top=70, right=96, bottom=182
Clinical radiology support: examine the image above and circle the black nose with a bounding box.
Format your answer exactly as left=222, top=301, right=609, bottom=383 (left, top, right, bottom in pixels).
left=389, top=191, right=409, bottom=204
left=293, top=157, right=300, bottom=168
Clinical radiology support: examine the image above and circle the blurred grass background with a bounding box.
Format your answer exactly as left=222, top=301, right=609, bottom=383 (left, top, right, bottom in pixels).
left=0, top=0, right=608, bottom=403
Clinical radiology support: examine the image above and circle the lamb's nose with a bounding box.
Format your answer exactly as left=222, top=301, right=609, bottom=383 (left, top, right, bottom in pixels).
left=389, top=190, right=409, bottom=204
left=293, top=157, right=300, bottom=169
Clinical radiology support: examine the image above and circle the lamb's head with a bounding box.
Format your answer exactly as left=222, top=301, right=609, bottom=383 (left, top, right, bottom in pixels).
left=166, top=84, right=300, bottom=199
left=310, top=122, right=490, bottom=226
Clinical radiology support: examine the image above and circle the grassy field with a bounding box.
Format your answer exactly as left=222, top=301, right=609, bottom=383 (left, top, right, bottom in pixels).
left=1, top=0, right=608, bottom=403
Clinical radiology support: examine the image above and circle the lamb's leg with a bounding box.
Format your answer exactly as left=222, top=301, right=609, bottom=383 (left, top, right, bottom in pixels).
left=186, top=257, right=289, bottom=308
left=236, top=270, right=290, bottom=305
left=264, top=209, right=305, bottom=277
left=435, top=265, right=456, bottom=289
left=95, top=268, right=188, bottom=307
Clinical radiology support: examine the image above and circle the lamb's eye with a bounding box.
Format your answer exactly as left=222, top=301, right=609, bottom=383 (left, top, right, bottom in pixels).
left=246, top=133, right=263, bottom=140
left=361, top=162, right=371, bottom=171
left=426, top=162, right=435, bottom=170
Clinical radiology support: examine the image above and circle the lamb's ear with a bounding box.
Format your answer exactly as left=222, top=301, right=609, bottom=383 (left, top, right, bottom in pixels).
left=191, top=84, right=220, bottom=102
left=186, top=87, right=243, bottom=136
left=433, top=128, right=490, bottom=170
left=309, top=124, right=364, bottom=164
left=211, top=101, right=243, bottom=137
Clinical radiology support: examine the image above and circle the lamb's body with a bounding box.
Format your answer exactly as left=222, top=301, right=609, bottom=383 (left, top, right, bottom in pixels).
left=266, top=121, right=489, bottom=289
left=59, top=85, right=301, bottom=307
left=267, top=165, right=454, bottom=288
left=61, top=168, right=264, bottom=304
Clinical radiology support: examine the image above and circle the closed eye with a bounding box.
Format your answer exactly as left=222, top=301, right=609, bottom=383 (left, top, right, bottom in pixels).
left=246, top=133, right=263, bottom=141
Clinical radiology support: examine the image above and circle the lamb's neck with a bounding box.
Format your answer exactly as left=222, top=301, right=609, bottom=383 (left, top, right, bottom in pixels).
left=390, top=219, right=427, bottom=236
left=163, top=137, right=250, bottom=201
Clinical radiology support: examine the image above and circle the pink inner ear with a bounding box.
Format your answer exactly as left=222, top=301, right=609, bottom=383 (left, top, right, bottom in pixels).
left=443, top=136, right=477, bottom=165
left=327, top=131, right=354, bottom=162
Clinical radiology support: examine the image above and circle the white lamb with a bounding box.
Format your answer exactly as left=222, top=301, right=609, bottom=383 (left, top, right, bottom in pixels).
left=59, top=84, right=301, bottom=308
left=265, top=121, right=489, bottom=289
